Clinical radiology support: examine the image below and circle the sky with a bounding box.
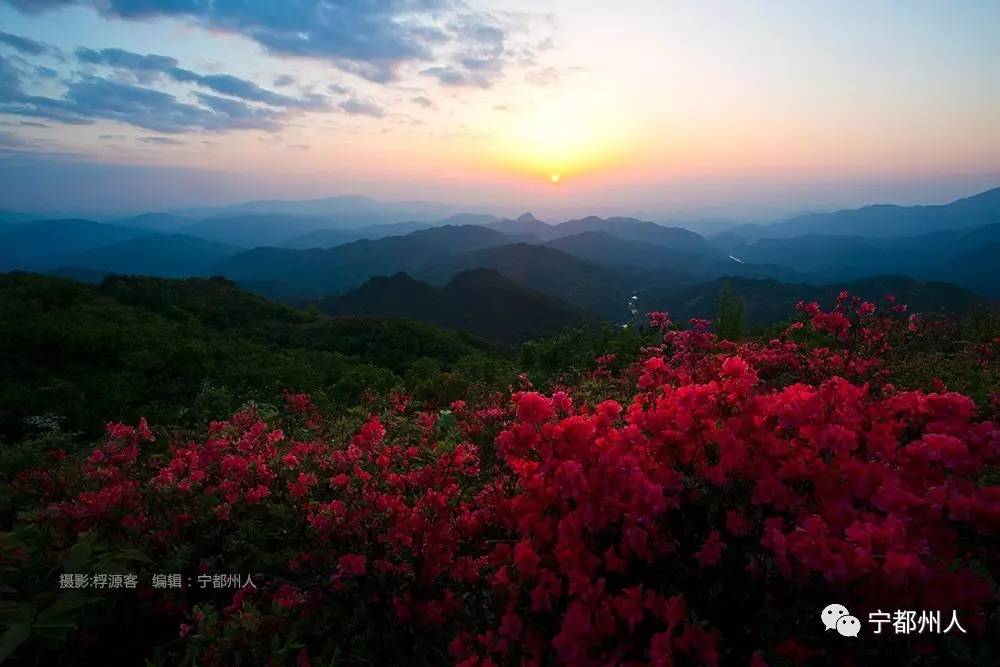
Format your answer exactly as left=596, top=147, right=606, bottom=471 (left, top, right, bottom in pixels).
left=0, top=0, right=998, bottom=220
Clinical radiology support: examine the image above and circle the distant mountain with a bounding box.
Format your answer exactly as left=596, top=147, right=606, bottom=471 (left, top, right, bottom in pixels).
left=722, top=222, right=1000, bottom=287
left=279, top=220, right=436, bottom=249
left=0, top=219, right=153, bottom=270
left=113, top=212, right=192, bottom=231
left=416, top=242, right=673, bottom=320
left=440, top=213, right=500, bottom=226
left=276, top=228, right=361, bottom=250
left=730, top=186, right=1000, bottom=239
left=215, top=225, right=517, bottom=296
left=550, top=216, right=715, bottom=253
left=178, top=215, right=338, bottom=247
left=0, top=211, right=40, bottom=225
left=322, top=269, right=590, bottom=341
left=637, top=275, right=988, bottom=326
left=544, top=230, right=721, bottom=275
left=933, top=243, right=1000, bottom=297
left=60, top=234, right=241, bottom=278
left=483, top=212, right=560, bottom=240
left=543, top=230, right=811, bottom=285
left=174, top=194, right=458, bottom=225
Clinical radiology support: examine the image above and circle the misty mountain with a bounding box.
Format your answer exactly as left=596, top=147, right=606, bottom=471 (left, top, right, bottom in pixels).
left=114, top=212, right=192, bottom=231
left=483, top=213, right=561, bottom=240
left=59, top=234, right=241, bottom=278
left=0, top=211, right=42, bottom=225
left=543, top=230, right=724, bottom=275
left=178, top=214, right=341, bottom=247
left=416, top=242, right=673, bottom=320
left=321, top=269, right=591, bottom=341
left=637, top=275, right=988, bottom=326
left=174, top=194, right=458, bottom=225
left=932, top=243, right=1000, bottom=298
left=439, top=213, right=501, bottom=226
left=542, top=231, right=812, bottom=285
left=550, top=216, right=717, bottom=253
left=722, top=222, right=1000, bottom=287
left=215, top=225, right=518, bottom=296
left=729, top=186, right=1000, bottom=240
left=279, top=220, right=436, bottom=249
left=0, top=219, right=153, bottom=270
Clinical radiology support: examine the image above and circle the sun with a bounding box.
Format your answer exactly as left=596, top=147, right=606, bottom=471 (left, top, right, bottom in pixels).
left=486, top=92, right=634, bottom=183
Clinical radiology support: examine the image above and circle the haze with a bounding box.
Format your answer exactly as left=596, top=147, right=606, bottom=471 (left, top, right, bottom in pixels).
left=1, top=0, right=998, bottom=221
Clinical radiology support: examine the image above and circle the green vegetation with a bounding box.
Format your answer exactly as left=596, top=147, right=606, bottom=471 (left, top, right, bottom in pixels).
left=0, top=273, right=513, bottom=442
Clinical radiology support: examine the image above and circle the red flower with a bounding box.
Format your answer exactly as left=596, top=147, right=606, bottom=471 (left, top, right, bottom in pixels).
left=338, top=554, right=367, bottom=577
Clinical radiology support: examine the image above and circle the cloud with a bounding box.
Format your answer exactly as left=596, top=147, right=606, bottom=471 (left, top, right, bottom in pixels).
left=339, top=98, right=385, bottom=118
left=287, top=143, right=310, bottom=150
left=137, top=135, right=185, bottom=145
left=192, top=93, right=285, bottom=131
left=418, top=13, right=511, bottom=89
left=75, top=47, right=329, bottom=110
left=1, top=73, right=287, bottom=132
left=0, top=129, right=31, bottom=147
left=76, top=46, right=177, bottom=82
left=0, top=54, right=22, bottom=98
left=3, top=0, right=538, bottom=86
left=0, top=30, right=52, bottom=56
left=420, top=66, right=493, bottom=89
left=273, top=74, right=296, bottom=87
left=411, top=95, right=434, bottom=108
left=328, top=83, right=351, bottom=95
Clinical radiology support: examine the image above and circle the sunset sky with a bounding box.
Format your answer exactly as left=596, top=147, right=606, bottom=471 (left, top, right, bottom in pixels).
left=1, top=0, right=998, bottom=219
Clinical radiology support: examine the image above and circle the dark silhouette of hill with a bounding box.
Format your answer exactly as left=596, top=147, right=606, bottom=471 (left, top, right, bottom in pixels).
left=728, top=186, right=1000, bottom=239
left=637, top=275, right=988, bottom=326
left=720, top=222, right=1000, bottom=289
left=322, top=269, right=590, bottom=341
left=278, top=220, right=438, bottom=249
left=551, top=216, right=717, bottom=253
left=60, top=233, right=241, bottom=278
left=544, top=230, right=727, bottom=275
left=215, top=225, right=518, bottom=296
left=483, top=212, right=561, bottom=240
left=0, top=219, right=153, bottom=270
left=279, top=215, right=500, bottom=249
left=415, top=242, right=662, bottom=320
left=933, top=243, right=1000, bottom=297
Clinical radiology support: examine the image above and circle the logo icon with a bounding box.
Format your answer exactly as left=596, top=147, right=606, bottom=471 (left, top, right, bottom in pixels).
left=821, top=603, right=850, bottom=631
left=836, top=615, right=861, bottom=637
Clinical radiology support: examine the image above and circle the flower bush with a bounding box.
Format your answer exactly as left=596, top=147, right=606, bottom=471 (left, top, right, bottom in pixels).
left=2, top=296, right=998, bottom=665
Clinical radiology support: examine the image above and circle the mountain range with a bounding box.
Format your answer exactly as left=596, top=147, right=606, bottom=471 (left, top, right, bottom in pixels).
left=321, top=270, right=591, bottom=341
left=2, top=186, right=997, bottom=338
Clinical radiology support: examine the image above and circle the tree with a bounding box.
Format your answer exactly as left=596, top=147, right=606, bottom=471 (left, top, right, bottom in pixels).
left=715, top=280, right=748, bottom=340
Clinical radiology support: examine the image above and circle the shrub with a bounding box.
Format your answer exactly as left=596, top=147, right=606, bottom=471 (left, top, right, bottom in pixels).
left=1, top=295, right=998, bottom=665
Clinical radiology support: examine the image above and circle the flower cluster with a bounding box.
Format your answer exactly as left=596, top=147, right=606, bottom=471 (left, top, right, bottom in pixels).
left=4, top=296, right=998, bottom=666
